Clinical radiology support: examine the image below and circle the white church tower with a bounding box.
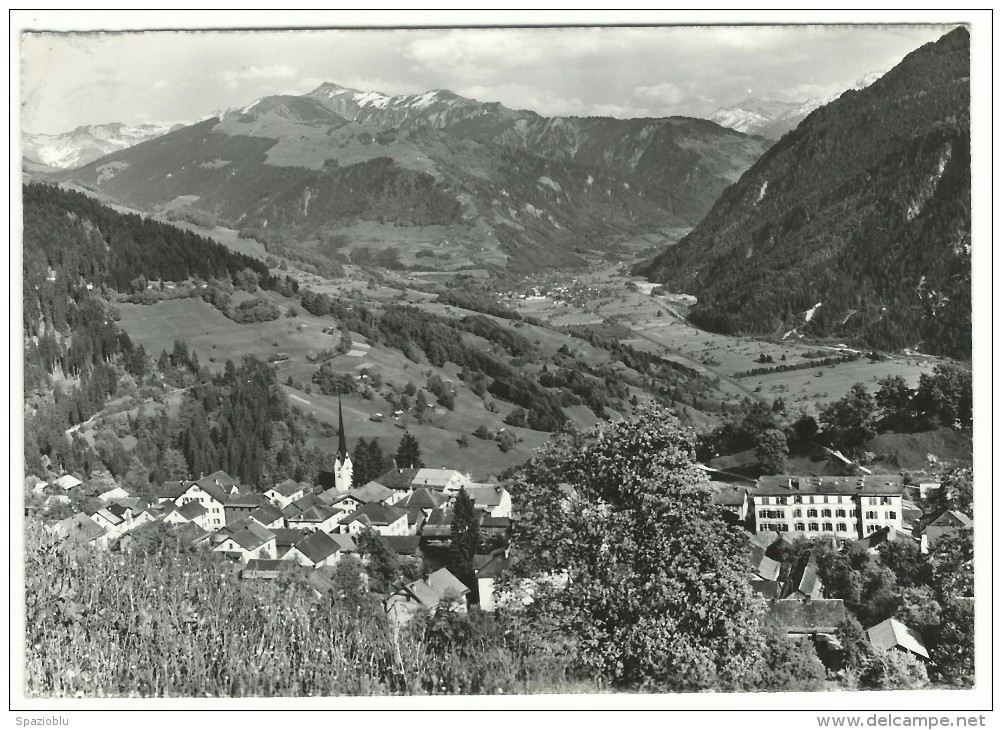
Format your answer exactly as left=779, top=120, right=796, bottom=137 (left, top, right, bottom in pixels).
left=334, top=396, right=353, bottom=491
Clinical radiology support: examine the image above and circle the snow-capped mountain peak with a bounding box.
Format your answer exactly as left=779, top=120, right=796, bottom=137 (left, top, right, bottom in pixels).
left=22, top=122, right=180, bottom=169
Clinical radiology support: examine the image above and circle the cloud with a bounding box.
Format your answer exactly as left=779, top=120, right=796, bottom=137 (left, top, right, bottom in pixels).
left=634, top=82, right=686, bottom=106
left=218, top=64, right=297, bottom=89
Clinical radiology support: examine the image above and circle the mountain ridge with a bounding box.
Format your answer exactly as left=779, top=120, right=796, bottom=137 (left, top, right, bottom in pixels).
left=639, top=27, right=971, bottom=359
left=56, top=81, right=770, bottom=273
left=23, top=122, right=182, bottom=169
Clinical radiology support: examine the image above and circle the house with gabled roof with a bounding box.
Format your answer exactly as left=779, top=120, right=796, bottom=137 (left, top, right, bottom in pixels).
left=47, top=513, right=107, bottom=547
left=383, top=567, right=470, bottom=625
left=380, top=535, right=422, bottom=557
left=271, top=528, right=309, bottom=558
left=224, top=491, right=268, bottom=524
left=420, top=505, right=458, bottom=540
left=55, top=474, right=83, bottom=490
left=264, top=478, right=308, bottom=509
left=213, top=522, right=277, bottom=564
left=867, top=618, right=930, bottom=659
left=750, top=545, right=782, bottom=582
left=97, top=485, right=133, bottom=503
left=466, top=484, right=512, bottom=519
left=340, top=502, right=409, bottom=536
left=396, top=487, right=449, bottom=533
left=348, top=481, right=397, bottom=505
left=913, top=510, right=973, bottom=553
left=174, top=521, right=213, bottom=549
left=165, top=471, right=241, bottom=530
left=282, top=530, right=346, bottom=568
left=248, top=503, right=284, bottom=530
left=90, top=502, right=132, bottom=532
left=411, top=468, right=470, bottom=494
left=282, top=492, right=322, bottom=520
left=781, top=556, right=824, bottom=601
left=709, top=482, right=750, bottom=523
left=155, top=479, right=196, bottom=503
left=287, top=504, right=341, bottom=533
left=370, top=467, right=422, bottom=492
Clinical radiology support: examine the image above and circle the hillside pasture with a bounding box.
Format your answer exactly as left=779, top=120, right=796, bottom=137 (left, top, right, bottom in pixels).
left=115, top=295, right=591, bottom=478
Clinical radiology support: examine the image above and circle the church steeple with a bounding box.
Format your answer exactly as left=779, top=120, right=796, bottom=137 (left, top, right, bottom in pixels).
left=337, top=395, right=348, bottom=461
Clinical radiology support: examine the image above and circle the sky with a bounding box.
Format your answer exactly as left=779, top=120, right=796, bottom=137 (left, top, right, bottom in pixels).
left=19, top=20, right=956, bottom=135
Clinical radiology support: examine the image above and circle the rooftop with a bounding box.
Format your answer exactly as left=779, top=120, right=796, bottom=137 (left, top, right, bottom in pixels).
left=755, top=475, right=904, bottom=497
left=765, top=599, right=846, bottom=633
left=467, top=486, right=508, bottom=508
left=269, top=478, right=307, bottom=497
left=294, top=530, right=342, bottom=564
left=867, top=618, right=930, bottom=658
left=177, top=501, right=208, bottom=520
left=348, top=481, right=396, bottom=504
left=397, top=487, right=449, bottom=511
left=342, top=501, right=408, bottom=527
left=412, top=468, right=465, bottom=488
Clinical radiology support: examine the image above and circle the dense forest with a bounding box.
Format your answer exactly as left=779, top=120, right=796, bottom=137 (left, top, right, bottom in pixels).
left=640, top=28, right=971, bottom=359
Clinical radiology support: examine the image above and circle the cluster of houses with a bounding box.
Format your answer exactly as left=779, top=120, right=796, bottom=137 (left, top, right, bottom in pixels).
left=32, top=448, right=969, bottom=660
left=38, top=463, right=514, bottom=625
left=710, top=473, right=973, bottom=665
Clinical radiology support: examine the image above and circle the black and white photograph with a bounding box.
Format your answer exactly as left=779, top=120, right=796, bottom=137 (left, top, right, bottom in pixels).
left=11, top=9, right=990, bottom=718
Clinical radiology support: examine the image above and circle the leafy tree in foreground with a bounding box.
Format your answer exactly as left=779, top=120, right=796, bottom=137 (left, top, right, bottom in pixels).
left=505, top=405, right=769, bottom=691
left=356, top=528, right=400, bottom=593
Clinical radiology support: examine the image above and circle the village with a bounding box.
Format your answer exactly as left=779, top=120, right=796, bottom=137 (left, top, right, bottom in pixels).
left=29, top=391, right=970, bottom=668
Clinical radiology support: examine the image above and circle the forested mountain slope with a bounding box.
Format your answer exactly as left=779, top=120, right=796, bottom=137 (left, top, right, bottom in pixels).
left=640, top=27, right=971, bottom=359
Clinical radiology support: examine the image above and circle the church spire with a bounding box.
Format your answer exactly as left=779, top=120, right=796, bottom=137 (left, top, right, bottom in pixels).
left=337, top=395, right=348, bottom=461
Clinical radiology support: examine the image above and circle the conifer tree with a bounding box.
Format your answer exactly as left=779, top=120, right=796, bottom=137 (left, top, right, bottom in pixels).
left=395, top=432, right=424, bottom=469
left=448, top=487, right=482, bottom=596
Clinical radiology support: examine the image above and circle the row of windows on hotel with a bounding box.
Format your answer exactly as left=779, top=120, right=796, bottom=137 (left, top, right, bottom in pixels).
left=757, top=494, right=897, bottom=505
left=757, top=508, right=897, bottom=520
left=758, top=522, right=893, bottom=534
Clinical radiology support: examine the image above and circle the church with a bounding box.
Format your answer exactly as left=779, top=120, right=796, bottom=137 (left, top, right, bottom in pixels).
left=319, top=397, right=353, bottom=491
